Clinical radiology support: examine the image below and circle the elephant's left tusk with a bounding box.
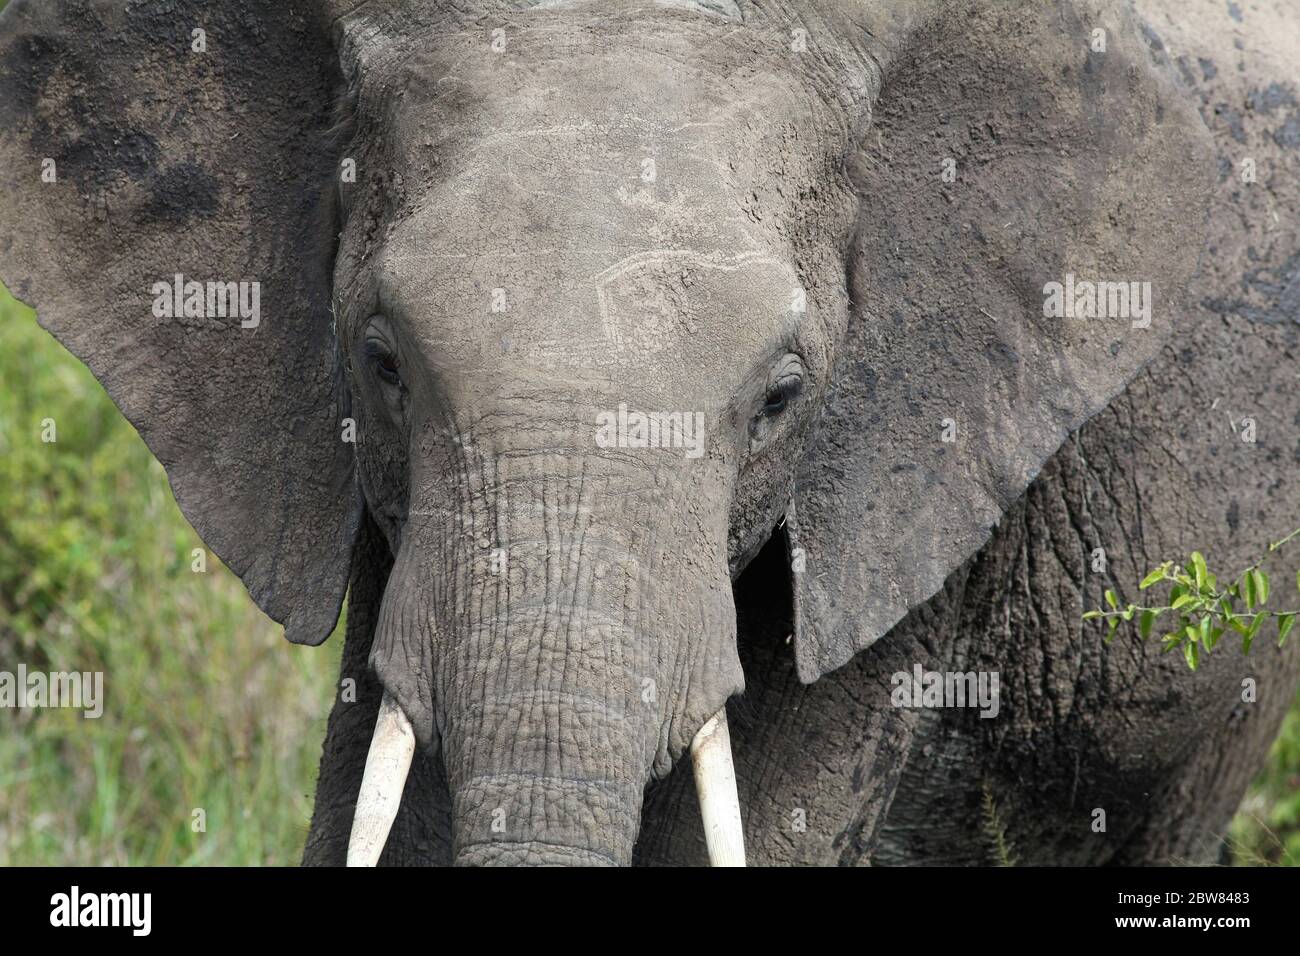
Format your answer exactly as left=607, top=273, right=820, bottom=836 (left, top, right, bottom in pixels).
left=690, top=707, right=746, bottom=867
left=347, top=690, right=416, bottom=867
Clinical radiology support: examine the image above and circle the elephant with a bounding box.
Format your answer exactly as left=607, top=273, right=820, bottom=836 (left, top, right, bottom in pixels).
left=1, top=0, right=1297, bottom=866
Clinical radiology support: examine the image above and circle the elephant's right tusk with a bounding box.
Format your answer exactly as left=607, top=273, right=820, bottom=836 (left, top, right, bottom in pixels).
left=690, top=707, right=746, bottom=867
left=347, top=690, right=416, bottom=867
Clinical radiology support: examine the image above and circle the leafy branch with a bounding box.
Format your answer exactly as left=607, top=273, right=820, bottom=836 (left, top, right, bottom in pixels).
left=1083, top=526, right=1300, bottom=670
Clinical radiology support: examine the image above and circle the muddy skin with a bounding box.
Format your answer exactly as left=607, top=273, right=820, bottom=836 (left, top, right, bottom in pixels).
left=1, top=0, right=1296, bottom=866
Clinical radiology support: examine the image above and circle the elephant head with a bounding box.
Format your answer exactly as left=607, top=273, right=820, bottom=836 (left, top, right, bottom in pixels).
left=0, top=0, right=1212, bottom=865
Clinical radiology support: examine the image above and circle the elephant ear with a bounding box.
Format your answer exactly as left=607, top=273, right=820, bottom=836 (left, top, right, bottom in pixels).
left=0, top=0, right=360, bottom=644
left=790, top=0, right=1213, bottom=681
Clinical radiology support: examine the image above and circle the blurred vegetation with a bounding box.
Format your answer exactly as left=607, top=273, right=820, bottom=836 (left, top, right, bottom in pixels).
left=0, top=280, right=1296, bottom=865
left=1229, top=699, right=1300, bottom=865
left=0, top=284, right=341, bottom=865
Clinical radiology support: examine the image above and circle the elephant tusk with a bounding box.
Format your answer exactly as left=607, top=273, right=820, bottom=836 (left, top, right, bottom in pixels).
left=347, top=690, right=416, bottom=867
left=690, top=707, right=746, bottom=867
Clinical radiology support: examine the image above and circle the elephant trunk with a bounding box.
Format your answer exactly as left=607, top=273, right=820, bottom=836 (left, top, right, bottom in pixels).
left=446, top=682, right=649, bottom=866
left=355, top=446, right=744, bottom=866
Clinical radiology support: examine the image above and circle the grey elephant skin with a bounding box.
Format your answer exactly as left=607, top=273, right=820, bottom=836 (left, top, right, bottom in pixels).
left=1, top=0, right=1296, bottom=866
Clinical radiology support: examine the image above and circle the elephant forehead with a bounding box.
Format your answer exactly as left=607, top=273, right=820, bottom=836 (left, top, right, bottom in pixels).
left=533, top=0, right=743, bottom=22
left=390, top=135, right=762, bottom=266
left=380, top=23, right=827, bottom=236
left=364, top=17, right=838, bottom=395
left=379, top=240, right=804, bottom=391
left=384, top=10, right=811, bottom=138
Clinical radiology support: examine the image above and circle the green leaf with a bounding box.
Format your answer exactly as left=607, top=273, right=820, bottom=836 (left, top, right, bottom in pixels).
left=1081, top=610, right=1103, bottom=621
left=1207, top=626, right=1224, bottom=650
left=1199, top=615, right=1213, bottom=644
left=1243, top=615, right=1265, bottom=654
left=1139, top=567, right=1166, bottom=590
left=1295, top=569, right=1300, bottom=598
left=1161, top=632, right=1181, bottom=652
left=1139, top=609, right=1155, bottom=639
left=1253, top=568, right=1269, bottom=605
left=1105, top=618, right=1120, bottom=644
left=1171, top=593, right=1198, bottom=610
left=1184, top=640, right=1199, bottom=670
left=1191, top=552, right=1208, bottom=591
left=1243, top=572, right=1257, bottom=610
left=1279, top=613, right=1296, bottom=648
left=1219, top=602, right=1237, bottom=630
left=1121, top=605, right=1135, bottom=621
left=1105, top=589, right=1118, bottom=609
left=1185, top=624, right=1200, bottom=645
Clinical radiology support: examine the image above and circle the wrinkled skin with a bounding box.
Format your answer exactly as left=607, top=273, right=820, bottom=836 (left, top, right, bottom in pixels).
left=324, top=9, right=856, bottom=864
left=2, top=0, right=1296, bottom=866
left=306, top=0, right=1300, bottom=866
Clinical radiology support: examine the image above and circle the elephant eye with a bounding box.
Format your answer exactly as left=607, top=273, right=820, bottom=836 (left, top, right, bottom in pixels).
left=760, top=376, right=802, bottom=417
left=377, top=354, right=401, bottom=386
left=748, top=357, right=805, bottom=449
left=364, top=338, right=402, bottom=387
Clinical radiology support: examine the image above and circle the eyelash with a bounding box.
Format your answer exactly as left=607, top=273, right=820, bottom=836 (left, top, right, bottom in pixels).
left=363, top=339, right=401, bottom=386
left=762, top=376, right=802, bottom=414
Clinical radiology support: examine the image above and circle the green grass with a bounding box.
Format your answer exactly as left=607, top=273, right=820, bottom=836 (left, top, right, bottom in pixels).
left=0, top=284, right=342, bottom=865
left=1228, top=693, right=1300, bottom=866
left=0, top=281, right=1296, bottom=865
